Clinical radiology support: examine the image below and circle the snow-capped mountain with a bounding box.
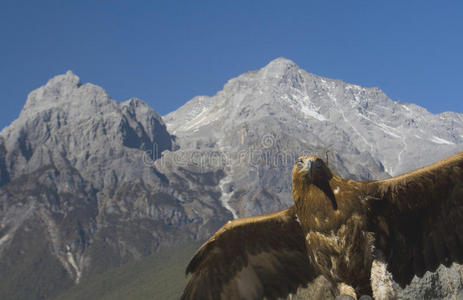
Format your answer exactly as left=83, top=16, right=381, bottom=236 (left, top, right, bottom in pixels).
left=165, top=57, right=462, bottom=219
left=166, top=57, right=462, bottom=176
left=0, top=58, right=462, bottom=299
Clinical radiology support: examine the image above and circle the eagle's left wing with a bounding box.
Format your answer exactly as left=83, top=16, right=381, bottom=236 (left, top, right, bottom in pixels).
left=181, top=206, right=317, bottom=300
left=365, top=152, right=463, bottom=287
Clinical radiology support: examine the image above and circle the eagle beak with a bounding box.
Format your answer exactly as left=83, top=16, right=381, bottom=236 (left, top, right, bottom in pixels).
left=299, top=159, right=313, bottom=175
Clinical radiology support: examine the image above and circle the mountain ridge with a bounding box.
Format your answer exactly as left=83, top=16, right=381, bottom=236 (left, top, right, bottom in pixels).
left=0, top=58, right=462, bottom=299
left=166, top=58, right=462, bottom=177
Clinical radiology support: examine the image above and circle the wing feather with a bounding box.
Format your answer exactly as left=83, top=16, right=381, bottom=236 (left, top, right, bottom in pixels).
left=366, top=152, right=463, bottom=287
left=181, top=206, right=316, bottom=300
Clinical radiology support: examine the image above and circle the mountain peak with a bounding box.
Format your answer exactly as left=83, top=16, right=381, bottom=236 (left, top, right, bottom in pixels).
left=121, top=97, right=164, bottom=122
left=259, top=57, right=301, bottom=80
left=122, top=97, right=150, bottom=108
left=21, top=71, right=111, bottom=116
left=263, top=57, right=298, bottom=70
left=45, top=70, right=82, bottom=88
left=266, top=57, right=297, bottom=67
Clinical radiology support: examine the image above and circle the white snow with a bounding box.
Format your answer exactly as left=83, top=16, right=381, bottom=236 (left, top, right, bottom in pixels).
left=382, top=162, right=393, bottom=176
left=66, top=246, right=82, bottom=284
left=0, top=233, right=10, bottom=247
left=299, top=96, right=327, bottom=121
left=346, top=84, right=363, bottom=92
left=218, top=175, right=238, bottom=219
left=397, top=137, right=407, bottom=175
left=182, top=110, right=210, bottom=130
left=179, top=107, right=220, bottom=132
left=216, top=138, right=238, bottom=219
left=401, top=104, right=411, bottom=112
left=327, top=91, right=373, bottom=152
left=376, top=123, right=401, bottom=139
left=359, top=114, right=401, bottom=139
left=183, top=97, right=209, bottom=120
left=300, top=105, right=327, bottom=121
left=358, top=111, right=407, bottom=175
left=281, top=94, right=327, bottom=122
left=430, top=136, right=455, bottom=145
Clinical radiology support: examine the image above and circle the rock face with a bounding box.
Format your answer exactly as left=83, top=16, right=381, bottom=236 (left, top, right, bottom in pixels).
left=165, top=58, right=463, bottom=299
left=1, top=71, right=173, bottom=188
left=165, top=57, right=463, bottom=218
left=0, top=59, right=462, bottom=299
left=0, top=72, right=230, bottom=299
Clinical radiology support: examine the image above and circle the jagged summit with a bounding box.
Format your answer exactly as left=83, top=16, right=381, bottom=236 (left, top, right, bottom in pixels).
left=21, top=70, right=111, bottom=118
left=1, top=60, right=463, bottom=300
left=258, top=57, right=302, bottom=82
left=0, top=71, right=173, bottom=187
left=166, top=58, right=463, bottom=176
left=0, top=70, right=228, bottom=300
left=47, top=70, right=82, bottom=87
left=122, top=97, right=163, bottom=120
left=264, top=57, right=298, bottom=68
left=219, top=57, right=302, bottom=92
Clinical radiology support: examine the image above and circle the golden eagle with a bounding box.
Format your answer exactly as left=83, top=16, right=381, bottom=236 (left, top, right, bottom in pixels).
left=181, top=152, right=463, bottom=299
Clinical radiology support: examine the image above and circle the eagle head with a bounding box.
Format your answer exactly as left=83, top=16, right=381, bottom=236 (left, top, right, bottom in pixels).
left=292, top=155, right=337, bottom=209
left=292, top=155, right=332, bottom=184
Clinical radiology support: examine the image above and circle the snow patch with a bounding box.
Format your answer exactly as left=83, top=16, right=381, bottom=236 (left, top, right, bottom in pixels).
left=0, top=233, right=10, bottom=247
left=300, top=96, right=327, bottom=121
left=66, top=245, right=82, bottom=283
left=182, top=97, right=210, bottom=121
left=430, top=136, right=454, bottom=145
left=346, top=84, right=363, bottom=92
left=180, top=108, right=220, bottom=131
left=401, top=104, right=411, bottom=112
left=382, top=162, right=393, bottom=176
left=376, top=123, right=401, bottom=139
left=219, top=175, right=238, bottom=219
left=281, top=94, right=327, bottom=122
left=396, top=137, right=407, bottom=175
left=360, top=114, right=401, bottom=139
left=328, top=91, right=373, bottom=152
left=301, top=106, right=327, bottom=121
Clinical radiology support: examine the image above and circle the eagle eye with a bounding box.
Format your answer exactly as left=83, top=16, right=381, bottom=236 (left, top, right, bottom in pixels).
left=296, top=158, right=304, bottom=166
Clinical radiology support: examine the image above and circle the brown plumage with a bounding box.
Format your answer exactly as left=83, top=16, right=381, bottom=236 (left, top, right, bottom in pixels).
left=182, top=152, right=463, bottom=300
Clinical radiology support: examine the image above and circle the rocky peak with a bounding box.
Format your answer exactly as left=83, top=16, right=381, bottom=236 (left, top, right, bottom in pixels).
left=120, top=97, right=173, bottom=155
left=260, top=57, right=299, bottom=78
left=23, top=71, right=81, bottom=110
left=0, top=72, right=173, bottom=187
left=0, top=59, right=462, bottom=300
left=166, top=57, right=463, bottom=177
left=20, top=71, right=113, bottom=121
left=121, top=97, right=164, bottom=126
left=47, top=70, right=81, bottom=88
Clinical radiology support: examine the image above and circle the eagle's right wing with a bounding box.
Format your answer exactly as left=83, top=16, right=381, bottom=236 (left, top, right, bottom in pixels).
left=181, top=206, right=317, bottom=300
left=366, top=151, right=463, bottom=287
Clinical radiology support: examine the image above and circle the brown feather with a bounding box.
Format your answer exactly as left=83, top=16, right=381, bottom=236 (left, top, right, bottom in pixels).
left=183, top=151, right=463, bottom=298
left=367, top=151, right=463, bottom=287
left=182, top=207, right=317, bottom=300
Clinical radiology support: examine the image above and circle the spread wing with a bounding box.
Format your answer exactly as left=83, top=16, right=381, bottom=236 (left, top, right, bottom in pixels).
left=366, top=152, right=463, bottom=287
left=181, top=206, right=317, bottom=300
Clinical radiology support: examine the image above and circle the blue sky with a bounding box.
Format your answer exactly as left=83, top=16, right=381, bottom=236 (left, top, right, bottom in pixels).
left=1, top=1, right=462, bottom=130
